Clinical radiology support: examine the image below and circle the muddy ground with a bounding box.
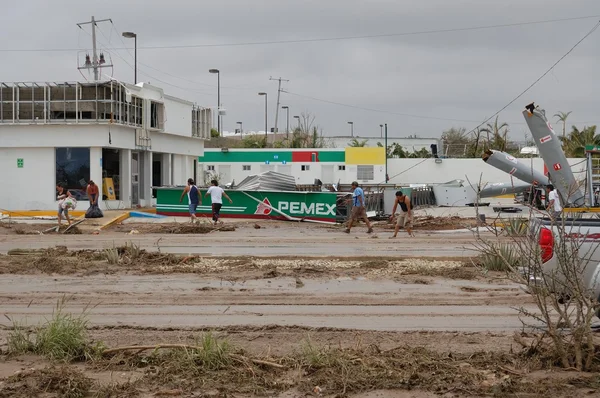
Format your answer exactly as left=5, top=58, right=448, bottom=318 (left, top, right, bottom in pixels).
left=0, top=220, right=595, bottom=397
left=0, top=215, right=479, bottom=236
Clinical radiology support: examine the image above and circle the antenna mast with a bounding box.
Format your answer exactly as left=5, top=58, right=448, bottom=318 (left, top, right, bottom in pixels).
left=77, top=16, right=113, bottom=81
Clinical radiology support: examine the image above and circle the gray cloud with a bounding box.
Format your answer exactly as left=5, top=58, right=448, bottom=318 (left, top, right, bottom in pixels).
left=2, top=0, right=599, bottom=140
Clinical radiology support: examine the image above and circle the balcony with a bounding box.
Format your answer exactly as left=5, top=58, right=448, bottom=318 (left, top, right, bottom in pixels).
left=0, top=81, right=143, bottom=127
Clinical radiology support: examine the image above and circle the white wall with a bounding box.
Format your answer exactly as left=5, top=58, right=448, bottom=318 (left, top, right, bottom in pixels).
left=328, top=137, right=440, bottom=152
left=0, top=124, right=204, bottom=157
left=386, top=158, right=586, bottom=186
left=163, top=97, right=192, bottom=137
left=172, top=154, right=196, bottom=186
left=0, top=148, right=55, bottom=211
left=0, top=124, right=135, bottom=149
left=205, top=162, right=386, bottom=186
left=150, top=130, right=204, bottom=157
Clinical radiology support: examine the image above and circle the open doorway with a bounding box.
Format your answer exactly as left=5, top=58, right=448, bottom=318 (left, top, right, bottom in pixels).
left=102, top=148, right=121, bottom=200
left=152, top=157, right=162, bottom=198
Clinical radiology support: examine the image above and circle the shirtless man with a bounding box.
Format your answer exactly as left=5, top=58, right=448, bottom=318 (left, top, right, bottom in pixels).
left=390, top=190, right=413, bottom=237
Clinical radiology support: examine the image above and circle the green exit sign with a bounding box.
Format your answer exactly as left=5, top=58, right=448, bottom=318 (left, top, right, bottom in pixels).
left=17, top=158, right=24, bottom=168
left=585, top=145, right=600, bottom=152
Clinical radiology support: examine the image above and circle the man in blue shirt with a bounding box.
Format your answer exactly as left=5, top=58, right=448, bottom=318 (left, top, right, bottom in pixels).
left=345, top=181, right=373, bottom=234
left=180, top=178, right=200, bottom=223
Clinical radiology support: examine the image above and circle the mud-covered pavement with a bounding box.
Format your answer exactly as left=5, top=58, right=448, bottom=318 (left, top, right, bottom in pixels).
left=0, top=220, right=486, bottom=257
left=2, top=220, right=596, bottom=397
left=0, top=272, right=534, bottom=332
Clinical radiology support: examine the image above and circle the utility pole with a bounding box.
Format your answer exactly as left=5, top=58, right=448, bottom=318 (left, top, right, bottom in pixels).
left=385, top=123, right=389, bottom=182
left=269, top=77, right=289, bottom=137
left=77, top=16, right=113, bottom=81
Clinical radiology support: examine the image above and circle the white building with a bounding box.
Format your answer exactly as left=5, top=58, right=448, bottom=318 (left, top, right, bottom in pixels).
left=0, top=81, right=211, bottom=211
left=326, top=136, right=442, bottom=154
left=200, top=147, right=387, bottom=186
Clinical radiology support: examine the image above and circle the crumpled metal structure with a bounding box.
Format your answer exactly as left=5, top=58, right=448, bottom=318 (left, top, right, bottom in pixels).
left=233, top=171, right=297, bottom=192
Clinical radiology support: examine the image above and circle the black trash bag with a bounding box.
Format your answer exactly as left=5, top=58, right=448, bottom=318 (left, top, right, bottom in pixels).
left=85, top=203, right=104, bottom=218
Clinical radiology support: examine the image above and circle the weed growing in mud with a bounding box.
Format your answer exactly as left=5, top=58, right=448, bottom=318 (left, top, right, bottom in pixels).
left=5, top=317, right=34, bottom=354
left=479, top=243, right=520, bottom=271
left=6, top=299, right=101, bottom=362
left=3, top=366, right=92, bottom=398
left=505, top=218, right=528, bottom=237
left=103, top=248, right=120, bottom=264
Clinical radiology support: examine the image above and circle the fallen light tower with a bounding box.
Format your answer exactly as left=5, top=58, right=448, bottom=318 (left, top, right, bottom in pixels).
left=523, top=103, right=585, bottom=206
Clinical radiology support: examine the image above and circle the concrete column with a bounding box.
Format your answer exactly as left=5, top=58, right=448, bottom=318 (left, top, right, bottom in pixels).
left=89, top=147, right=103, bottom=209
left=161, top=153, right=172, bottom=186
left=142, top=151, right=153, bottom=206
left=120, top=149, right=132, bottom=207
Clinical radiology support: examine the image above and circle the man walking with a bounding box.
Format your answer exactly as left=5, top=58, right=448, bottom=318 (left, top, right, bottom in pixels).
left=180, top=178, right=200, bottom=223
left=345, top=181, right=373, bottom=234
left=390, top=190, right=413, bottom=238
left=546, top=184, right=562, bottom=220
left=205, top=179, right=233, bottom=225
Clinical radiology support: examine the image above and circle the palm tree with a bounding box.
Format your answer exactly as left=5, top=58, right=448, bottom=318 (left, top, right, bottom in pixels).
left=554, top=111, right=572, bottom=138
left=348, top=138, right=368, bottom=147
left=480, top=116, right=509, bottom=151
left=561, top=125, right=599, bottom=157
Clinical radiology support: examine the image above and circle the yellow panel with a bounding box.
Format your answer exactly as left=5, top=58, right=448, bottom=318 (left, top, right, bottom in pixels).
left=345, top=147, right=385, bottom=165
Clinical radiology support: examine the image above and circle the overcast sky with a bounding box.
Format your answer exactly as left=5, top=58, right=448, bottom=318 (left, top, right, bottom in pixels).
left=2, top=0, right=599, bottom=140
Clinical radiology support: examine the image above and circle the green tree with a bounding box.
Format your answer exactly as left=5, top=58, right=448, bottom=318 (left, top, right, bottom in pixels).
left=408, top=148, right=432, bottom=158
left=480, top=117, right=509, bottom=151
left=561, top=125, right=599, bottom=157
left=554, top=111, right=572, bottom=138
left=241, top=134, right=266, bottom=148
left=210, top=128, right=219, bottom=138
left=348, top=138, right=368, bottom=147
left=441, top=127, right=470, bottom=157
left=284, top=112, right=326, bottom=148
left=387, top=143, right=409, bottom=158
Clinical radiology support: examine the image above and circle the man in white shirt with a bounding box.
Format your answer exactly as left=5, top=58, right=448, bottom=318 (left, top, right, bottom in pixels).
left=546, top=184, right=562, bottom=220
left=205, top=179, right=233, bottom=225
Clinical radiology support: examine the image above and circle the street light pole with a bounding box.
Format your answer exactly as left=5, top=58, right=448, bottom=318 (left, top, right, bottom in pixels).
left=282, top=106, right=290, bottom=141
left=348, top=121, right=354, bottom=137
left=385, top=123, right=389, bottom=182
left=380, top=124, right=383, bottom=138
left=209, top=69, right=220, bottom=136
left=293, top=115, right=300, bottom=130
left=258, top=92, right=268, bottom=147
left=122, top=32, right=137, bottom=83
left=237, top=121, right=243, bottom=139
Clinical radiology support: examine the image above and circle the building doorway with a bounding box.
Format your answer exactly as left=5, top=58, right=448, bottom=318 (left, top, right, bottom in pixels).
left=102, top=148, right=121, bottom=200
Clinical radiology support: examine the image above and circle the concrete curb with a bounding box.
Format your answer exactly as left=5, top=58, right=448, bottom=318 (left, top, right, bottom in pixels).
left=0, top=210, right=85, bottom=217
left=98, top=212, right=131, bottom=230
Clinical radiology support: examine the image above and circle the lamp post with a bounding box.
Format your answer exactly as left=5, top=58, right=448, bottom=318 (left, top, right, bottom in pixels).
left=281, top=106, right=290, bottom=141
left=293, top=115, right=300, bottom=130
left=385, top=123, right=389, bottom=182
left=380, top=124, right=383, bottom=138
left=121, top=32, right=137, bottom=84
left=348, top=121, right=354, bottom=137
left=258, top=92, right=268, bottom=147
left=209, top=69, right=220, bottom=136
left=236, top=121, right=243, bottom=139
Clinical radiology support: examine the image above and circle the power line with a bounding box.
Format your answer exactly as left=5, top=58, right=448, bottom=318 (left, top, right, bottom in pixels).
left=3, top=15, right=599, bottom=53
left=459, top=19, right=600, bottom=139
left=283, top=90, right=484, bottom=123
left=84, top=25, right=214, bottom=97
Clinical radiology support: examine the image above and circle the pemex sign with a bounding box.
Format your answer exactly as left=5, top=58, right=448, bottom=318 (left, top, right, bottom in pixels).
left=156, top=189, right=338, bottom=223
left=254, top=197, right=336, bottom=218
